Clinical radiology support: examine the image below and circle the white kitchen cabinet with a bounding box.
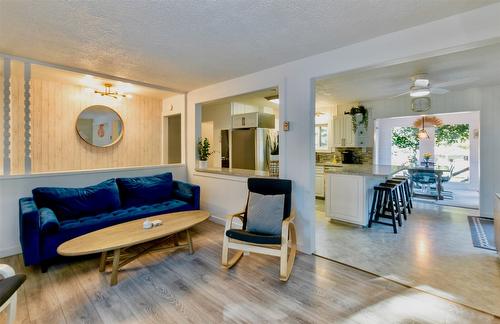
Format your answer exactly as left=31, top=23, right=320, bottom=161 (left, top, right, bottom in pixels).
left=315, top=166, right=325, bottom=198
left=231, top=102, right=259, bottom=115
left=332, top=115, right=367, bottom=148
left=325, top=173, right=382, bottom=226
left=232, top=112, right=258, bottom=128
left=326, top=173, right=364, bottom=224
left=231, top=112, right=275, bottom=129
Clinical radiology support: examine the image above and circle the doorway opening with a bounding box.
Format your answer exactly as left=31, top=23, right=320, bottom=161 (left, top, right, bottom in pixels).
left=377, top=111, right=480, bottom=208
left=311, top=41, right=500, bottom=317
left=163, top=114, right=182, bottom=164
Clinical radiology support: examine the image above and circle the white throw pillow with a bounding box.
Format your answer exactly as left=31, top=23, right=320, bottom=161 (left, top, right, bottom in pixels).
left=246, top=192, right=285, bottom=235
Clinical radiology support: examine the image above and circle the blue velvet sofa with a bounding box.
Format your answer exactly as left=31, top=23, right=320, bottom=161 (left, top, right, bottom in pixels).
left=19, top=172, right=200, bottom=270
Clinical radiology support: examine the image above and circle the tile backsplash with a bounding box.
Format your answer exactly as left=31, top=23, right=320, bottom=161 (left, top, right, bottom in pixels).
left=316, top=147, right=373, bottom=164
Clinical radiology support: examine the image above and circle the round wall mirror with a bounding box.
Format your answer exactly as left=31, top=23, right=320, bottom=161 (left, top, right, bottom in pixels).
left=76, top=105, right=124, bottom=147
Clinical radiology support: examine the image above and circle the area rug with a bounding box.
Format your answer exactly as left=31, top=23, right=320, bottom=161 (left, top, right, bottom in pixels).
left=467, top=216, right=497, bottom=251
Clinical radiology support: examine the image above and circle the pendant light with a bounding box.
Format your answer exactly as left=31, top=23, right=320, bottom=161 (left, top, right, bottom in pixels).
left=417, top=116, right=430, bottom=139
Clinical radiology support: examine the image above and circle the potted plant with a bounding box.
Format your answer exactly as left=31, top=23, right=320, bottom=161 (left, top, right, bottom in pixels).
left=197, top=138, right=212, bottom=168
left=345, top=105, right=368, bottom=133
left=423, top=152, right=432, bottom=168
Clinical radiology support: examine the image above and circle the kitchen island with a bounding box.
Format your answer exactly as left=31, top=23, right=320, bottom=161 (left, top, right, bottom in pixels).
left=194, top=167, right=276, bottom=178
left=324, top=164, right=406, bottom=226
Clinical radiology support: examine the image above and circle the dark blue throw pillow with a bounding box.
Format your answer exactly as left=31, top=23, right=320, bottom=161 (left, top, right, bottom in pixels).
left=32, top=179, right=121, bottom=221
left=116, top=172, right=173, bottom=208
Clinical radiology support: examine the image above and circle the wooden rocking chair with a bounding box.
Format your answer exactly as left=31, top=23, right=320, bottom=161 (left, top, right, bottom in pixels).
left=222, top=178, right=297, bottom=281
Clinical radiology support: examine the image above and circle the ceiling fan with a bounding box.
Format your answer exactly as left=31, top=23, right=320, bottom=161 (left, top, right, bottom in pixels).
left=392, top=74, right=450, bottom=98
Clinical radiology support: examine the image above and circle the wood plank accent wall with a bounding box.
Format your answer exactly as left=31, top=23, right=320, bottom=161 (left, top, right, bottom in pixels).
left=10, top=76, right=25, bottom=175
left=8, top=77, right=163, bottom=174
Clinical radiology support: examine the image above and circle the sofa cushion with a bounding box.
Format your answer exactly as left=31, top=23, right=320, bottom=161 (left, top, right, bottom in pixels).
left=33, top=179, right=121, bottom=221
left=39, top=208, right=60, bottom=234
left=116, top=172, right=173, bottom=208
left=40, top=199, right=192, bottom=260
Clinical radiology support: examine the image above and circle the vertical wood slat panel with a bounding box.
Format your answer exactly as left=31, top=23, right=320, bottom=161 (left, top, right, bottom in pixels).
left=1, top=58, right=8, bottom=175
left=0, top=57, right=6, bottom=175
left=11, top=75, right=25, bottom=175
left=25, top=78, right=163, bottom=173
left=24, top=62, right=31, bottom=174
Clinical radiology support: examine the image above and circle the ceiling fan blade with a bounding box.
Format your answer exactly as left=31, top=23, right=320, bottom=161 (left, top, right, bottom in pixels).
left=433, top=77, right=480, bottom=89
left=430, top=87, right=449, bottom=94
left=390, top=91, right=409, bottom=99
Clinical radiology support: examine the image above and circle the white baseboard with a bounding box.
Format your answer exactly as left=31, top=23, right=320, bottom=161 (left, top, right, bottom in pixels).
left=0, top=246, right=21, bottom=258
left=209, top=214, right=226, bottom=225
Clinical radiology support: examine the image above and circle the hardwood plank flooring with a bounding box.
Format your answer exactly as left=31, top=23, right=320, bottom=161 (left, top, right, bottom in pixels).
left=1, top=221, right=499, bottom=323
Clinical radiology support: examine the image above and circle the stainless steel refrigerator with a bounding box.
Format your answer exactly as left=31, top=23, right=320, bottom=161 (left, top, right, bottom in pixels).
left=231, top=128, right=277, bottom=171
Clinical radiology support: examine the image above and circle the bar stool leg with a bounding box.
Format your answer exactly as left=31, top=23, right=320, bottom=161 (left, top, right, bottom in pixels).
left=368, top=190, right=378, bottom=228
left=389, top=192, right=398, bottom=234
left=404, top=180, right=413, bottom=212
left=398, top=185, right=407, bottom=220
left=392, top=190, right=402, bottom=227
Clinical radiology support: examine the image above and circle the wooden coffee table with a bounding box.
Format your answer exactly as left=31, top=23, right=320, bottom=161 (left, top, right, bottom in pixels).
left=57, top=210, right=209, bottom=286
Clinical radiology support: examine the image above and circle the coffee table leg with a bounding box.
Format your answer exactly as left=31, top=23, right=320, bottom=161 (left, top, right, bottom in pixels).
left=110, top=248, right=121, bottom=286
left=99, top=251, right=107, bottom=272
left=173, top=233, right=179, bottom=246
left=186, top=229, right=194, bottom=254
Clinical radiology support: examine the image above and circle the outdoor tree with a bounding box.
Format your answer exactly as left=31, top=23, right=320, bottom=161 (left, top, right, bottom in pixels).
left=392, top=127, right=419, bottom=164
left=435, top=124, right=469, bottom=145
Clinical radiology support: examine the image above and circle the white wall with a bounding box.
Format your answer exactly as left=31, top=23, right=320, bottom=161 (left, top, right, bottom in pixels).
left=0, top=165, right=187, bottom=258
left=374, top=109, right=480, bottom=191
left=186, top=4, right=500, bottom=253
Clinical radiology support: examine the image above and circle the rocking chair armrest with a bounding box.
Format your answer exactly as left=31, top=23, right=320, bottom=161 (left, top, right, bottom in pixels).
left=225, top=211, right=245, bottom=231
left=0, top=264, right=15, bottom=278
left=282, top=209, right=296, bottom=225
left=281, top=209, right=296, bottom=241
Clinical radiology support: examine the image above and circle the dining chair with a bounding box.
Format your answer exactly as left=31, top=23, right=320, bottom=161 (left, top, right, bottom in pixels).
left=221, top=178, right=297, bottom=281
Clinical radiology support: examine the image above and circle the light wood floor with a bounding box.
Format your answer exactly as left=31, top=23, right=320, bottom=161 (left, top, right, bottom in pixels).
left=315, top=199, right=500, bottom=317
left=1, top=221, right=499, bottom=323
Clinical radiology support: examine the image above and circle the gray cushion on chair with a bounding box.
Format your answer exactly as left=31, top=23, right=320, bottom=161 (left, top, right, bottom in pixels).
left=246, top=192, right=284, bottom=235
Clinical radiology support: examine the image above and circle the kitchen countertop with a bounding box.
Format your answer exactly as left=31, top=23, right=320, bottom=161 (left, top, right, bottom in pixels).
left=316, top=162, right=343, bottom=167
left=194, top=167, right=277, bottom=178
left=323, top=164, right=407, bottom=177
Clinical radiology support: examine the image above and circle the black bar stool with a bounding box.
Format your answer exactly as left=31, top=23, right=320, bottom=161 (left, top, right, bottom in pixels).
left=393, top=176, right=413, bottom=212
left=368, top=183, right=402, bottom=233
left=385, top=179, right=409, bottom=220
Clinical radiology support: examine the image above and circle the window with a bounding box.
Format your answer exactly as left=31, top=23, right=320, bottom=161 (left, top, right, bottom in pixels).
left=315, top=124, right=329, bottom=149
left=391, top=127, right=419, bottom=166
left=434, top=124, right=470, bottom=183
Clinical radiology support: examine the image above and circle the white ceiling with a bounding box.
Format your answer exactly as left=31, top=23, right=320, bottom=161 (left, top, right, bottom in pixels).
left=30, top=65, right=177, bottom=99
left=316, top=41, right=500, bottom=107
left=1, top=0, right=498, bottom=92
left=202, top=88, right=279, bottom=112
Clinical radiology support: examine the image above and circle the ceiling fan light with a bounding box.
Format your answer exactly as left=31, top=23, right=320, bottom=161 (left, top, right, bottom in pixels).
left=410, top=86, right=430, bottom=97
left=414, top=78, right=430, bottom=87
